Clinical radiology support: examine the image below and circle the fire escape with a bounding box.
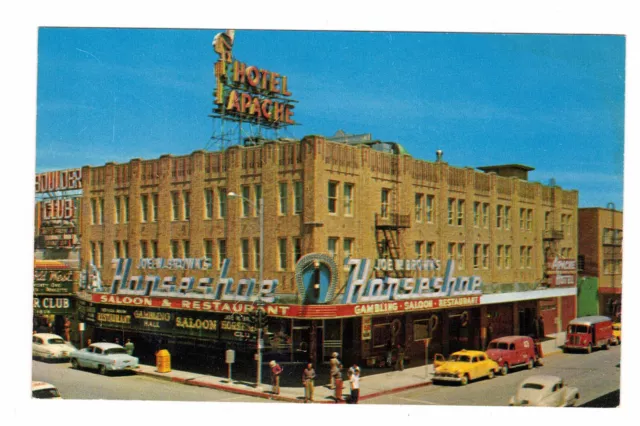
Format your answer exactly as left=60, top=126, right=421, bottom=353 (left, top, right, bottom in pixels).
left=374, top=161, right=410, bottom=278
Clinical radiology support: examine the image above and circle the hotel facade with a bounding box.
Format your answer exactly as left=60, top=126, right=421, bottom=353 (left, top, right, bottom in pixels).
left=77, top=135, right=578, bottom=367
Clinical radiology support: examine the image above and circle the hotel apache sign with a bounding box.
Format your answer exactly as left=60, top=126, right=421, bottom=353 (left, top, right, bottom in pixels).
left=79, top=255, right=482, bottom=318
left=212, top=30, right=296, bottom=128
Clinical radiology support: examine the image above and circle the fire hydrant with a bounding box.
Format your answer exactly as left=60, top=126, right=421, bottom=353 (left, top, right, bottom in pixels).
left=156, top=349, right=171, bottom=373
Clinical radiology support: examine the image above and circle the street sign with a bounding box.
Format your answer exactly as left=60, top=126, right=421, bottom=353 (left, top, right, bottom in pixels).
left=225, top=349, right=235, bottom=364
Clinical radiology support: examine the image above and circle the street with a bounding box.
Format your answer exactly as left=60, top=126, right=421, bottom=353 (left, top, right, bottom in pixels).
left=31, top=360, right=274, bottom=403
left=32, top=345, right=620, bottom=406
left=364, top=345, right=621, bottom=407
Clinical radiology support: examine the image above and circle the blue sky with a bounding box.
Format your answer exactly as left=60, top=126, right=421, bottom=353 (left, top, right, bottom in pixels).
left=36, top=28, right=625, bottom=208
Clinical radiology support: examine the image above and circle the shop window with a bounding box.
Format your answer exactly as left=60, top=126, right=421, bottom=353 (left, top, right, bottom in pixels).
left=373, top=323, right=391, bottom=348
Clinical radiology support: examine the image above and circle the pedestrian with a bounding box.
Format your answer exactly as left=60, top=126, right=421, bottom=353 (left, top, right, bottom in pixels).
left=302, top=362, right=316, bottom=402
left=349, top=367, right=360, bottom=404
left=63, top=317, right=71, bottom=342
left=125, top=339, right=135, bottom=356
left=396, top=344, right=405, bottom=371
left=269, top=360, right=283, bottom=395
left=86, top=338, right=92, bottom=347
left=114, top=337, right=120, bottom=346
left=348, top=363, right=361, bottom=377
left=334, top=368, right=344, bottom=403
left=328, top=352, right=342, bottom=389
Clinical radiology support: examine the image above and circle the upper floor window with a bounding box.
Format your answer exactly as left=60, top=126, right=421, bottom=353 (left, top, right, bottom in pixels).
left=344, top=184, right=354, bottom=216
left=328, top=181, right=338, bottom=214
left=279, top=182, right=288, bottom=215
left=457, top=200, right=465, bottom=226
left=473, top=202, right=480, bottom=227
left=123, top=196, right=129, bottom=223
left=448, top=198, right=455, bottom=225
left=218, top=188, right=227, bottom=218
left=343, top=238, right=354, bottom=260
left=294, top=181, right=303, bottom=215
left=496, top=205, right=503, bottom=228
left=381, top=189, right=390, bottom=218
left=204, top=189, right=214, bottom=219
left=151, top=193, right=158, bottom=222
left=504, top=206, right=511, bottom=230
left=426, top=195, right=435, bottom=223
left=183, top=191, right=190, bottom=221
left=114, top=197, right=121, bottom=224
left=293, top=237, right=303, bottom=264
left=241, top=239, right=250, bottom=270
left=218, top=239, right=227, bottom=269
left=254, top=184, right=262, bottom=216
left=328, top=237, right=338, bottom=259
left=278, top=238, right=288, bottom=270
left=171, top=192, right=180, bottom=221
left=415, top=193, right=424, bottom=222
left=91, top=199, right=97, bottom=224
left=482, top=203, right=489, bottom=228
left=241, top=185, right=251, bottom=218
left=141, top=194, right=149, bottom=223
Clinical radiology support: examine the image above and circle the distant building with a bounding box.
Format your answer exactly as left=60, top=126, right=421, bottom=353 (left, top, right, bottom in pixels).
left=578, top=207, right=622, bottom=319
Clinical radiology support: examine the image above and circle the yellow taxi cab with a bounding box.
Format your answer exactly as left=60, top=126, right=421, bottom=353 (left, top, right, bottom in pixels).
left=433, top=349, right=500, bottom=386
left=612, top=322, right=621, bottom=345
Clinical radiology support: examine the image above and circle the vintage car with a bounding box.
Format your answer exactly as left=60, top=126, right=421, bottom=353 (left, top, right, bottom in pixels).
left=32, top=381, right=62, bottom=399
left=70, top=342, right=139, bottom=375
left=486, top=335, right=542, bottom=375
left=612, top=322, right=621, bottom=345
left=509, top=375, right=580, bottom=407
left=433, top=350, right=500, bottom=385
left=32, top=333, right=77, bottom=361
left=564, top=315, right=613, bottom=353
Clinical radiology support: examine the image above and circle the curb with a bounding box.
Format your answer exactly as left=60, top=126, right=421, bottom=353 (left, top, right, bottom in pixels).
left=135, top=368, right=433, bottom=403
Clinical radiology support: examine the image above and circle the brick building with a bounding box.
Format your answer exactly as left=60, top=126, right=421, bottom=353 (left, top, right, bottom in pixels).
left=77, top=135, right=578, bottom=367
left=578, top=207, right=623, bottom=319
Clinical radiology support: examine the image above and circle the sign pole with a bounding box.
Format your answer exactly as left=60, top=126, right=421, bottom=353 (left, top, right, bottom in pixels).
left=425, top=338, right=430, bottom=380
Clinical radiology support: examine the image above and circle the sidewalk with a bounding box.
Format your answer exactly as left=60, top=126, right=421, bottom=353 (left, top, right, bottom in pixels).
left=134, top=333, right=566, bottom=404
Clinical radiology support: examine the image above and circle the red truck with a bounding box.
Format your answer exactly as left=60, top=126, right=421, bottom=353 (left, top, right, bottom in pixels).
left=564, top=316, right=613, bottom=354
left=486, top=336, right=542, bottom=375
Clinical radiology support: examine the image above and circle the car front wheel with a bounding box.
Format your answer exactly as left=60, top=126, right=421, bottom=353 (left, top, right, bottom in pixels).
left=99, top=364, right=107, bottom=375
left=487, top=369, right=495, bottom=379
left=527, top=359, right=534, bottom=369
left=501, top=364, right=509, bottom=376
left=586, top=344, right=592, bottom=354
left=71, top=359, right=79, bottom=369
left=460, top=375, right=469, bottom=386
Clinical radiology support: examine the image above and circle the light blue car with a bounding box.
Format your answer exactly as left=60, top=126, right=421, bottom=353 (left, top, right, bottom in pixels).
left=70, top=342, right=139, bottom=375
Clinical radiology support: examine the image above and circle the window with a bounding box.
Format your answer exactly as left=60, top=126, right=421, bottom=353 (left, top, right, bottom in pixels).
left=447, top=198, right=455, bottom=225
left=473, top=202, right=480, bottom=227
left=381, top=189, right=390, bottom=218
left=241, top=239, right=249, bottom=270
left=141, top=194, right=148, bottom=222
left=293, top=237, right=302, bottom=264
left=218, top=188, right=227, bottom=218
left=482, top=244, right=489, bottom=269
left=204, top=239, right=213, bottom=261
left=426, top=195, right=434, bottom=223
left=171, top=192, right=180, bottom=221
left=520, top=208, right=525, bottom=230
left=496, top=205, right=503, bottom=228
left=544, top=211, right=551, bottom=231
left=218, top=239, right=227, bottom=268
left=204, top=189, right=214, bottom=219
left=183, top=240, right=190, bottom=258
left=328, top=181, right=338, bottom=214
left=91, top=199, right=97, bottom=224
left=278, top=182, right=288, bottom=215
left=122, top=241, right=129, bottom=258
left=565, top=214, right=572, bottom=236
left=520, top=246, right=526, bottom=269
left=426, top=242, right=435, bottom=258
left=114, top=197, right=121, bottom=224
left=328, top=237, right=338, bottom=259
left=113, top=241, right=121, bottom=259
left=253, top=238, right=260, bottom=270
left=526, top=246, right=532, bottom=268
left=90, top=242, right=96, bottom=265
left=505, top=245, right=512, bottom=269
left=457, top=199, right=465, bottom=226
left=415, top=193, right=424, bottom=222
left=254, top=185, right=262, bottom=216
left=447, top=243, right=455, bottom=260
left=373, top=323, right=391, bottom=348
left=344, top=183, right=354, bottom=216
left=171, top=240, right=179, bottom=258
left=482, top=203, right=489, bottom=228
left=151, top=194, right=158, bottom=222
left=278, top=238, right=288, bottom=270
left=504, top=206, right=511, bottom=230
left=241, top=186, right=250, bottom=217
left=526, top=209, right=533, bottom=231
left=473, top=244, right=481, bottom=269
left=151, top=240, right=158, bottom=258
left=496, top=245, right=503, bottom=269
left=294, top=181, right=303, bottom=214
left=344, top=238, right=353, bottom=259
left=457, top=243, right=465, bottom=270
left=183, top=191, right=190, bottom=220
left=415, top=241, right=424, bottom=258
left=140, top=240, right=148, bottom=258
left=99, top=199, right=104, bottom=224
left=123, top=196, right=129, bottom=223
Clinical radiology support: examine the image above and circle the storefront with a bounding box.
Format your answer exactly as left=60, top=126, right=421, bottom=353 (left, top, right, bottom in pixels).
left=33, top=262, right=77, bottom=340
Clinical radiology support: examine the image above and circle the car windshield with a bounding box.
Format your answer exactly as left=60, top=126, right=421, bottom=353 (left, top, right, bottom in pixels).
left=569, top=325, right=589, bottom=334
left=522, top=383, right=544, bottom=390
left=33, top=388, right=60, bottom=398
left=488, top=342, right=509, bottom=350
left=105, top=348, right=127, bottom=355
left=47, top=338, right=66, bottom=345
left=449, top=354, right=471, bottom=362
